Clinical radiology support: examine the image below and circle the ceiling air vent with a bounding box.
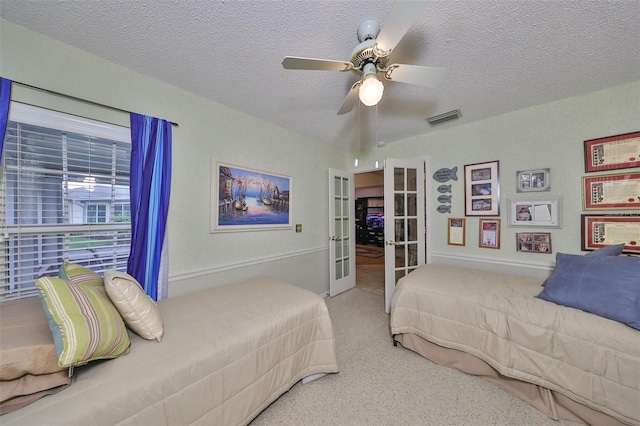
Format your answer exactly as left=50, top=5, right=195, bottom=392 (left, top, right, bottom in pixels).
left=426, top=109, right=461, bottom=126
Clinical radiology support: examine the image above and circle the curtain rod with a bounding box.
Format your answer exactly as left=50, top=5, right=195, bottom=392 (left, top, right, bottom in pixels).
left=13, top=80, right=179, bottom=127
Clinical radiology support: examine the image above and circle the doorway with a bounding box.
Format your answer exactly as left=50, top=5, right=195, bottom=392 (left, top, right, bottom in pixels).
left=355, top=170, right=385, bottom=295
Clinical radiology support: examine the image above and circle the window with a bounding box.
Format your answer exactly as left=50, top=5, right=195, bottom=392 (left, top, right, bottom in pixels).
left=113, top=202, right=131, bottom=222
left=1, top=103, right=132, bottom=300
left=86, top=203, right=108, bottom=223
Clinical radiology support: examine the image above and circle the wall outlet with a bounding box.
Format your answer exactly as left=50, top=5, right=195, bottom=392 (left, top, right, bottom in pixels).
left=295, top=224, right=302, bottom=233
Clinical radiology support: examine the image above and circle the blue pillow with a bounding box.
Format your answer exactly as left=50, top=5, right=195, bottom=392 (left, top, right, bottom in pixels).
left=584, top=243, right=625, bottom=257
left=537, top=253, right=640, bottom=330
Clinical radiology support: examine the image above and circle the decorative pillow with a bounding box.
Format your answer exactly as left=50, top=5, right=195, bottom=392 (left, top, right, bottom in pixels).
left=35, top=276, right=131, bottom=369
left=585, top=243, right=625, bottom=257
left=59, top=262, right=103, bottom=287
left=103, top=270, right=164, bottom=342
left=541, top=244, right=626, bottom=286
left=537, top=253, right=640, bottom=330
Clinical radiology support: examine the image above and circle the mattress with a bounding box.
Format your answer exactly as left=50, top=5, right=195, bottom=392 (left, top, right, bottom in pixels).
left=390, top=264, right=640, bottom=425
left=1, top=276, right=339, bottom=425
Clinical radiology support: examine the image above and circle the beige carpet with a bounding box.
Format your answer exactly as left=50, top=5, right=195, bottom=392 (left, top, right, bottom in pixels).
left=250, top=288, right=580, bottom=426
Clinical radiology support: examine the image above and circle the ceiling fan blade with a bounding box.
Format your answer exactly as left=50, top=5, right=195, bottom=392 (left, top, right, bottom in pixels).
left=337, top=81, right=361, bottom=115
left=375, top=0, right=431, bottom=53
left=384, top=64, right=446, bottom=88
left=282, top=56, right=353, bottom=72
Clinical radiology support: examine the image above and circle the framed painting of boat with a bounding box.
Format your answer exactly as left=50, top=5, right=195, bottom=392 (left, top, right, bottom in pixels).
left=211, top=160, right=292, bottom=232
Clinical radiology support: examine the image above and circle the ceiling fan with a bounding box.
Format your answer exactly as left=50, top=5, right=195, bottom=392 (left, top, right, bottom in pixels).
left=282, top=0, right=446, bottom=115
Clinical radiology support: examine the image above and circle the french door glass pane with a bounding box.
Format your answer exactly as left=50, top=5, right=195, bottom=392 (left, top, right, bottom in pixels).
left=408, top=218, right=417, bottom=241
left=407, top=168, right=417, bottom=191
left=394, top=167, right=404, bottom=191
left=407, top=193, right=417, bottom=216
left=335, top=259, right=343, bottom=280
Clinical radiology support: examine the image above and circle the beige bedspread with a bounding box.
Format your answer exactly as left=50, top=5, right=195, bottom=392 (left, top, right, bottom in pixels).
left=2, top=276, right=339, bottom=425
left=0, top=296, right=71, bottom=414
left=390, top=264, right=640, bottom=425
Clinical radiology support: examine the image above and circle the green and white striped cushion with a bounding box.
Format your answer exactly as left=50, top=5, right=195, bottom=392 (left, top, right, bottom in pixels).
left=35, top=274, right=130, bottom=369
left=59, top=262, right=103, bottom=287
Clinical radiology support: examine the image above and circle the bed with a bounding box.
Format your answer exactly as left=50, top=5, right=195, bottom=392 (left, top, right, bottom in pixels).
left=1, top=275, right=339, bottom=425
left=390, top=262, right=640, bottom=426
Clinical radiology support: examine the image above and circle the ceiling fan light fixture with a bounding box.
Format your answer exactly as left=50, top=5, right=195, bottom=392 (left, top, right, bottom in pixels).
left=359, top=74, right=384, bottom=106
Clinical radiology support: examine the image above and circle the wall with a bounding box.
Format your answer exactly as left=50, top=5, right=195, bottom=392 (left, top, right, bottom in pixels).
left=0, top=20, right=344, bottom=297
left=349, top=82, right=640, bottom=277
left=3, top=20, right=637, bottom=292
left=355, top=170, right=384, bottom=199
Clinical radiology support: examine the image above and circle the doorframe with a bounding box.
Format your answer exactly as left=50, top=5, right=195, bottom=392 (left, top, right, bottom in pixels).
left=351, top=165, right=384, bottom=288
left=418, top=155, right=433, bottom=266
left=349, top=154, right=432, bottom=288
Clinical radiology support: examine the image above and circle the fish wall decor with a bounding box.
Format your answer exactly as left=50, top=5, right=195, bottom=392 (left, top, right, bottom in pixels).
left=437, top=184, right=452, bottom=193
left=436, top=205, right=452, bottom=214
left=432, top=166, right=458, bottom=183
left=437, top=194, right=452, bottom=203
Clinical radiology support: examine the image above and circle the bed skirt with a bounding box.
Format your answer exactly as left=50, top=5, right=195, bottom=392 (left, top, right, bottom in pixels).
left=394, top=333, right=625, bottom=426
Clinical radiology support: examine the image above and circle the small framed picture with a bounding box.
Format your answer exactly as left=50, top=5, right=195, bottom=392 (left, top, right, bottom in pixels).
left=447, top=218, right=466, bottom=246
left=508, top=196, right=562, bottom=228
left=516, top=232, right=552, bottom=253
left=479, top=218, right=500, bottom=249
left=516, top=168, right=550, bottom=192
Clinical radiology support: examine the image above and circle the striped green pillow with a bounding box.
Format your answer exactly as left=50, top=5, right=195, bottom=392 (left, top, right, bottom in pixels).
left=35, top=275, right=130, bottom=369
left=59, top=262, right=103, bottom=287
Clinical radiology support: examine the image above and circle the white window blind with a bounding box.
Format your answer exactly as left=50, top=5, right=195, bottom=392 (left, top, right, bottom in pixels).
left=1, top=103, right=131, bottom=300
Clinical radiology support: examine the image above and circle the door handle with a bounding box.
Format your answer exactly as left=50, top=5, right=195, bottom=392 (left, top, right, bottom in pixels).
left=386, top=240, right=397, bottom=246
left=330, top=236, right=343, bottom=241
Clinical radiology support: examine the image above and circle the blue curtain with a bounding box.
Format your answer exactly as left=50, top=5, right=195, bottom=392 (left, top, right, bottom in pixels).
left=128, top=113, right=172, bottom=301
left=0, top=78, right=12, bottom=162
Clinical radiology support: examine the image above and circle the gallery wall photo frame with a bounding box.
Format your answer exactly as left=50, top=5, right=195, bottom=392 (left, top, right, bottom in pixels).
left=479, top=218, right=501, bottom=249
left=581, top=214, right=640, bottom=254
left=447, top=218, right=466, bottom=246
left=582, top=172, right=640, bottom=210
left=507, top=196, right=562, bottom=228
left=211, top=160, right=292, bottom=233
left=584, top=131, right=640, bottom=173
left=516, top=168, right=550, bottom=192
left=464, top=160, right=500, bottom=216
left=516, top=232, right=552, bottom=253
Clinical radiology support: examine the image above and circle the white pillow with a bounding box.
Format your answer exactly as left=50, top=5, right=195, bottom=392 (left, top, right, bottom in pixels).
left=103, top=270, right=164, bottom=342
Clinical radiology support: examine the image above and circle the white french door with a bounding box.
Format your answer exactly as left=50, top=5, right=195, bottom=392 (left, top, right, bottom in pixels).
left=383, top=159, right=426, bottom=313
left=328, top=169, right=355, bottom=297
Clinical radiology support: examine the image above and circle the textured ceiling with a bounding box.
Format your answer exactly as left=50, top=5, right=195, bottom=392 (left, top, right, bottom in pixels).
left=1, top=0, right=639, bottom=152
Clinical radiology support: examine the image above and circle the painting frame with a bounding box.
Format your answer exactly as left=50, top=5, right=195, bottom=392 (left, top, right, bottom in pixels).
left=447, top=218, right=466, bottom=246
left=464, top=160, right=500, bottom=216
left=584, top=131, right=640, bottom=173
left=516, top=168, right=550, bottom=192
left=516, top=232, right=552, bottom=253
left=507, top=196, right=562, bottom=228
left=479, top=218, right=501, bottom=249
left=580, top=214, right=640, bottom=254
left=582, top=172, right=640, bottom=210
left=210, top=160, right=292, bottom=233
